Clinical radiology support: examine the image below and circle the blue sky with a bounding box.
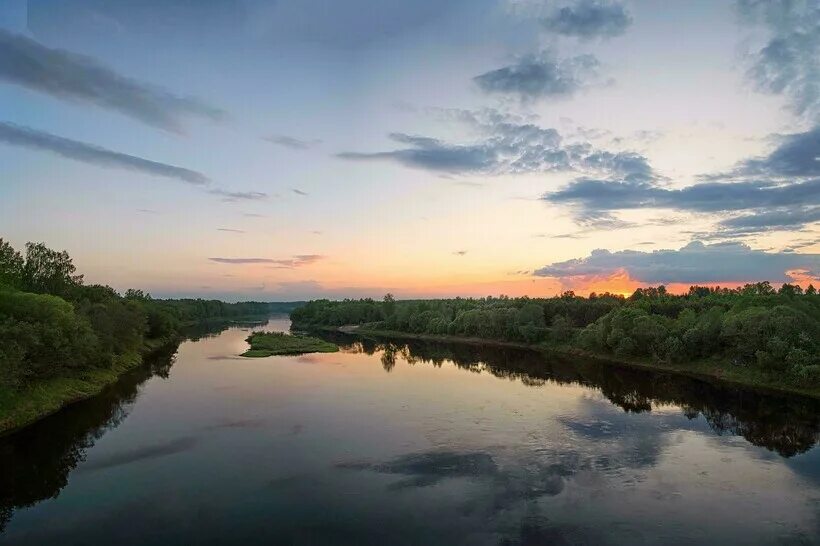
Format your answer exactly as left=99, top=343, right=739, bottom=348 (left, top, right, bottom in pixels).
left=0, top=0, right=817, bottom=300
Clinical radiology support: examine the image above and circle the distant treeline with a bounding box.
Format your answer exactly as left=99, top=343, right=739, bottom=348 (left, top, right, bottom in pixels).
left=291, top=285, right=820, bottom=385
left=0, top=239, right=286, bottom=391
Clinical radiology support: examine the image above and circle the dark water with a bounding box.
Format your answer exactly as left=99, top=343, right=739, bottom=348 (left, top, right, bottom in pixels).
left=2, top=317, right=819, bottom=545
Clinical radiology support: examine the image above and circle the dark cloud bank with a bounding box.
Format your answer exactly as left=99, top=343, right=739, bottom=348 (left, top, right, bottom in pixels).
left=544, top=125, right=820, bottom=234
left=535, top=241, right=819, bottom=284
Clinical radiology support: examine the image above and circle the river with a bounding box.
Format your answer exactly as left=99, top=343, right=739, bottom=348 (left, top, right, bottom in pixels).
left=1, top=316, right=818, bottom=545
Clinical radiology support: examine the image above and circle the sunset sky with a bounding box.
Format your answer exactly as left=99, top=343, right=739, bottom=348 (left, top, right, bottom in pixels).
left=1, top=0, right=818, bottom=300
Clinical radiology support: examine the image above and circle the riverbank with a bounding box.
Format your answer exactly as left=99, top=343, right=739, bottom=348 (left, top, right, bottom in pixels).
left=312, top=325, right=820, bottom=399
left=0, top=336, right=178, bottom=436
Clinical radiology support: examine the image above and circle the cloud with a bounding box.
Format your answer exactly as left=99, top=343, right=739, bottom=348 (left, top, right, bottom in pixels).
left=736, top=0, right=820, bottom=122
left=78, top=437, right=198, bottom=472
left=268, top=254, right=325, bottom=269
left=545, top=126, right=820, bottom=232
left=574, top=210, right=636, bottom=230
left=0, top=121, right=209, bottom=184
left=541, top=0, right=632, bottom=40
left=338, top=109, right=657, bottom=179
left=453, top=250, right=468, bottom=256
left=473, top=52, right=602, bottom=100
left=716, top=206, right=820, bottom=235
left=216, top=228, right=245, bottom=233
left=208, top=188, right=268, bottom=201
left=0, top=29, right=225, bottom=132
left=725, top=126, right=820, bottom=179
left=263, top=135, right=322, bottom=150
left=208, top=258, right=276, bottom=264
left=208, top=254, right=324, bottom=268
left=338, top=134, right=496, bottom=173
left=545, top=177, right=818, bottom=213
left=534, top=241, right=819, bottom=284
left=291, top=188, right=309, bottom=196
left=26, top=0, right=470, bottom=50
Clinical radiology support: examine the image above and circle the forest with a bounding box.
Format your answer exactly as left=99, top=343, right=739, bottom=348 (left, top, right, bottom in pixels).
left=0, top=239, right=273, bottom=408
left=291, top=285, right=820, bottom=389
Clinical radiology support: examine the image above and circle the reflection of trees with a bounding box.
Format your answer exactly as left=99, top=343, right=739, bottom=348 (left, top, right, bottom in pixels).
left=325, top=331, right=820, bottom=458
left=0, top=346, right=177, bottom=532
left=380, top=345, right=397, bottom=372
left=182, top=319, right=268, bottom=342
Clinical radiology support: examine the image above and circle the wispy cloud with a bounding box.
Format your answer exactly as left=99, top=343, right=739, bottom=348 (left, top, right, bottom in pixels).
left=268, top=254, right=325, bottom=269
left=716, top=206, right=820, bottom=236
left=0, top=121, right=209, bottom=184
left=209, top=189, right=268, bottom=201
left=737, top=0, right=820, bottom=123
left=534, top=241, right=819, bottom=284
left=541, top=0, right=632, bottom=40
left=208, top=254, right=324, bottom=268
left=544, top=177, right=818, bottom=213
left=209, top=258, right=276, bottom=264
left=263, top=135, right=322, bottom=150
left=453, top=250, right=468, bottom=256
left=0, top=29, right=225, bottom=132
left=217, top=228, right=245, bottom=233
left=291, top=188, right=309, bottom=196
left=474, top=52, right=604, bottom=101
left=0, top=122, right=271, bottom=202
left=338, top=109, right=657, bottom=179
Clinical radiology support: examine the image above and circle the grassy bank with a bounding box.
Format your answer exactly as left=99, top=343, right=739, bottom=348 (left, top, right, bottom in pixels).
left=242, top=331, right=338, bottom=357
left=0, top=337, right=178, bottom=436
left=323, top=325, right=820, bottom=399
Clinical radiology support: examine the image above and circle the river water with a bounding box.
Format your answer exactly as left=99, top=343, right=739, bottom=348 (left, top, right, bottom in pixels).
left=1, top=317, right=819, bottom=545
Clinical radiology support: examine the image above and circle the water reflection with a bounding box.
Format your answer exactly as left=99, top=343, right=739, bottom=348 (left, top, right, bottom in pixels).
left=182, top=317, right=269, bottom=341
left=325, top=332, right=820, bottom=457
left=0, top=320, right=818, bottom=544
left=0, top=344, right=177, bottom=532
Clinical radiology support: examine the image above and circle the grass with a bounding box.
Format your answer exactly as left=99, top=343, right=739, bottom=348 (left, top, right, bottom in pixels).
left=241, top=331, right=339, bottom=357
left=0, top=336, right=179, bottom=436
left=0, top=351, right=143, bottom=435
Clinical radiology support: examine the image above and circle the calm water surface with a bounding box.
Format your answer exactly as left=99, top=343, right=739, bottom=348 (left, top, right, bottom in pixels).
left=2, top=317, right=819, bottom=545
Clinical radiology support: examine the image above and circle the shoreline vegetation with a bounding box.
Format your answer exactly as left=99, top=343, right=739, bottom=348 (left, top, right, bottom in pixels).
left=0, top=239, right=283, bottom=435
left=2, top=237, right=818, bottom=436
left=326, top=326, right=820, bottom=399
left=291, top=289, right=820, bottom=399
left=241, top=331, right=338, bottom=357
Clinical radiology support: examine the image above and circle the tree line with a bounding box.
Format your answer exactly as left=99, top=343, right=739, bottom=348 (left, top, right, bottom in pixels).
left=291, top=284, right=820, bottom=386
left=0, top=239, right=272, bottom=390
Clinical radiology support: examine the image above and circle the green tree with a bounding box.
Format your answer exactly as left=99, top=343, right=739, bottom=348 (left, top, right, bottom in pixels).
left=0, top=239, right=23, bottom=289
left=21, top=242, right=83, bottom=297
left=550, top=314, right=573, bottom=342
